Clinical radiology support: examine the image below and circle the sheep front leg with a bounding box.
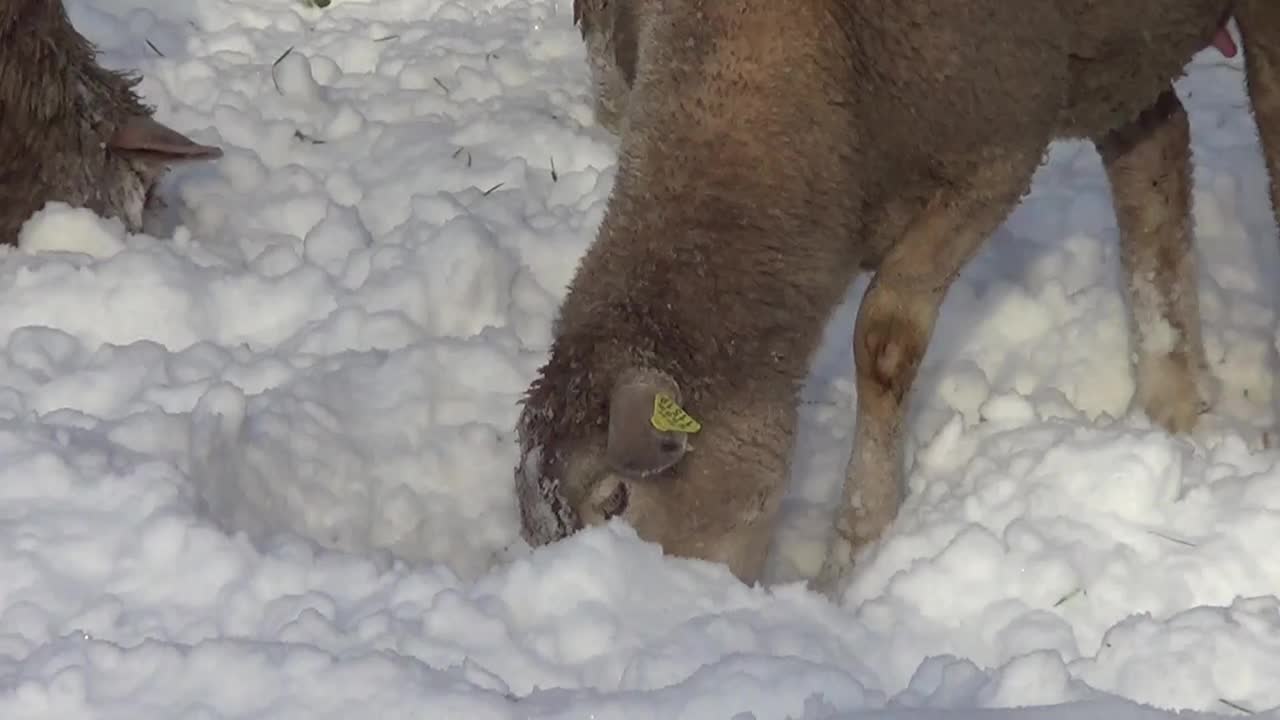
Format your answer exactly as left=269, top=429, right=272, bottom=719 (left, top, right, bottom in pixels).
left=814, top=154, right=1042, bottom=597
left=1097, top=88, right=1210, bottom=435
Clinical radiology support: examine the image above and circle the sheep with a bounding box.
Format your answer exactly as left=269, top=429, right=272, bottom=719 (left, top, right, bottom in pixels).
left=516, top=0, right=1280, bottom=595
left=0, top=0, right=222, bottom=244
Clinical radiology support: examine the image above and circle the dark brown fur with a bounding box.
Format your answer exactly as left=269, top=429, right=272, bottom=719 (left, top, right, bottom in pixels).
left=0, top=0, right=222, bottom=244
left=517, top=0, right=1280, bottom=592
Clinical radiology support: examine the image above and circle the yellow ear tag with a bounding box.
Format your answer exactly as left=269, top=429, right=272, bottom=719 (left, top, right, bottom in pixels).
left=651, top=392, right=702, bottom=433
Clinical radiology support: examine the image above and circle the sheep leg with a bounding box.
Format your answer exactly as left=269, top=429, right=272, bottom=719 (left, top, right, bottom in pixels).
left=1097, top=88, right=1209, bottom=435
left=575, top=0, right=635, bottom=134
left=1238, top=0, right=1280, bottom=234
left=814, top=153, right=1042, bottom=597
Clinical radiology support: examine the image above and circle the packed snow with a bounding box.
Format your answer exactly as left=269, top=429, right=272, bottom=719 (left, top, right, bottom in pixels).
left=0, top=0, right=1277, bottom=717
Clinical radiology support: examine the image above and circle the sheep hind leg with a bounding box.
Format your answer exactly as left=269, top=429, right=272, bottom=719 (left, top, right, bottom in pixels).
left=1238, top=0, right=1280, bottom=232
left=1097, top=88, right=1211, bottom=436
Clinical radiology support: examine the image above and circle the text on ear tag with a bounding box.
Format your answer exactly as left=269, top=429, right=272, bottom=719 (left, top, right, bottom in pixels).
left=651, top=392, right=701, bottom=433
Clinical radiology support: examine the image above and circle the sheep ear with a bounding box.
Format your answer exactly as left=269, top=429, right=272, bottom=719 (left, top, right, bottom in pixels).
left=108, top=115, right=223, bottom=162
left=606, top=369, right=696, bottom=478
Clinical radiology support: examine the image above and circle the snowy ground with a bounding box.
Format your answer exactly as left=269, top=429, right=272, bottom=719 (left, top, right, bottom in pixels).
left=1, top=0, right=1278, bottom=717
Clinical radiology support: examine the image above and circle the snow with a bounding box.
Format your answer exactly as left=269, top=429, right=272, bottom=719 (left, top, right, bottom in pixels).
left=0, top=0, right=1276, bottom=717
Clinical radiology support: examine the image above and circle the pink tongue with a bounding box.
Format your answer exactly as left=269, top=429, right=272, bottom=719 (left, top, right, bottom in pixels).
left=1212, top=26, right=1238, bottom=57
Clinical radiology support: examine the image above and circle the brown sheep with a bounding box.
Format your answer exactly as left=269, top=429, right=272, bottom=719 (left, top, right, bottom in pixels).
left=517, top=0, right=1280, bottom=595
left=0, top=0, right=222, bottom=244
